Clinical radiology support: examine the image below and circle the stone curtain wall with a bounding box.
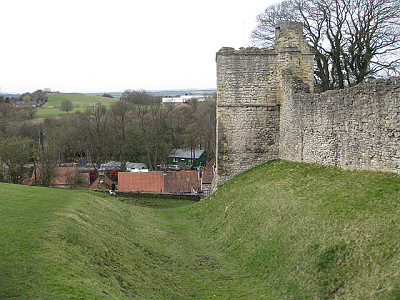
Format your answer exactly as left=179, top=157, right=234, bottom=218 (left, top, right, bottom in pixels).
left=281, top=78, right=400, bottom=173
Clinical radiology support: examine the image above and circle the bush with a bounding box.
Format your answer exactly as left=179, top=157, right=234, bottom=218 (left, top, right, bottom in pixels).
left=102, top=93, right=113, bottom=98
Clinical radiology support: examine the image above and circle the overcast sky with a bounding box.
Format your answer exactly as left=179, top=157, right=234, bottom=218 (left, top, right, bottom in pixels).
left=1, top=0, right=279, bottom=93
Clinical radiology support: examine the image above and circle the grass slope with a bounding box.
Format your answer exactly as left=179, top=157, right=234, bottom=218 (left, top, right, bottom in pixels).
left=1, top=160, right=400, bottom=298
left=191, top=160, right=400, bottom=298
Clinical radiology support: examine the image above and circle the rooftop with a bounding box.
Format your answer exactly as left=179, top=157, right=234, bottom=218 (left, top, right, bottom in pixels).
left=169, top=149, right=205, bottom=159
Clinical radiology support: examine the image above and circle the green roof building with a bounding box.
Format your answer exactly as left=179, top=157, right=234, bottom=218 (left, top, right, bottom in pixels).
left=167, top=149, right=208, bottom=168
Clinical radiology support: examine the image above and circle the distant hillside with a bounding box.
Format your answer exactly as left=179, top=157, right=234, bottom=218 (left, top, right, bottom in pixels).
left=43, top=93, right=116, bottom=108
left=83, top=92, right=122, bottom=99
left=1, top=160, right=399, bottom=298
left=150, top=88, right=216, bottom=97
left=2, top=93, right=21, bottom=98
left=84, top=89, right=217, bottom=99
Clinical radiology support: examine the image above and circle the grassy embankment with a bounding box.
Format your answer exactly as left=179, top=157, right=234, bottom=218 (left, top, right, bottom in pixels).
left=36, top=93, right=117, bottom=117
left=1, top=160, right=400, bottom=298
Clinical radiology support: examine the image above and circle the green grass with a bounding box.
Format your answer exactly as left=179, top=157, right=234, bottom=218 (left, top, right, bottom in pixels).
left=35, top=93, right=117, bottom=117
left=43, top=93, right=116, bottom=108
left=1, top=160, right=400, bottom=298
left=35, top=107, right=88, bottom=117
left=190, top=160, right=400, bottom=298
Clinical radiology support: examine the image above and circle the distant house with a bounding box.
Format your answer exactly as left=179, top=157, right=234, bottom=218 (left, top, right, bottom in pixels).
left=201, top=158, right=216, bottom=184
left=126, top=162, right=148, bottom=172
left=118, top=160, right=216, bottom=194
left=27, top=167, right=90, bottom=188
left=168, top=149, right=207, bottom=168
left=161, top=95, right=205, bottom=105
left=52, top=167, right=90, bottom=188
left=161, top=97, right=186, bottom=105
left=101, top=161, right=148, bottom=172
left=75, top=164, right=119, bottom=185
left=59, top=160, right=147, bottom=185
left=14, top=101, right=41, bottom=107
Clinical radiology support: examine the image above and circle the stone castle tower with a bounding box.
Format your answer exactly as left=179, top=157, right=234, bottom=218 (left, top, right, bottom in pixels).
left=215, top=21, right=314, bottom=185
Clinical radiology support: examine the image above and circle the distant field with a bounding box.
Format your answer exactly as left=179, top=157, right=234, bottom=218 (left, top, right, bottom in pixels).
left=43, top=93, right=116, bottom=108
left=35, top=107, right=88, bottom=117
left=34, top=93, right=118, bottom=117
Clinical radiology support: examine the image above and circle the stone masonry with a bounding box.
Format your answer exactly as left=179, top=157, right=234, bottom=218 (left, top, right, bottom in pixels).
left=216, top=21, right=400, bottom=185
left=216, top=21, right=314, bottom=184
left=280, top=77, right=400, bottom=173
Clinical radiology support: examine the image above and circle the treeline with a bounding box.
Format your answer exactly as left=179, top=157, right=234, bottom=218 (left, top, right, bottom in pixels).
left=251, top=0, right=400, bottom=92
left=0, top=89, right=51, bottom=105
left=0, top=91, right=216, bottom=185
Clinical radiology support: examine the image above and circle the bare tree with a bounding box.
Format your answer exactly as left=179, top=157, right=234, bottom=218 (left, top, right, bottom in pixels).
left=251, top=0, right=400, bottom=91
left=136, top=103, right=172, bottom=170
left=36, top=149, right=56, bottom=187
left=74, top=104, right=111, bottom=172
left=60, top=99, right=74, bottom=114
left=343, top=0, right=400, bottom=83
left=196, top=98, right=216, bottom=159
left=168, top=97, right=216, bottom=160
left=0, top=137, right=33, bottom=183
left=110, top=100, right=134, bottom=170
left=120, top=89, right=161, bottom=105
